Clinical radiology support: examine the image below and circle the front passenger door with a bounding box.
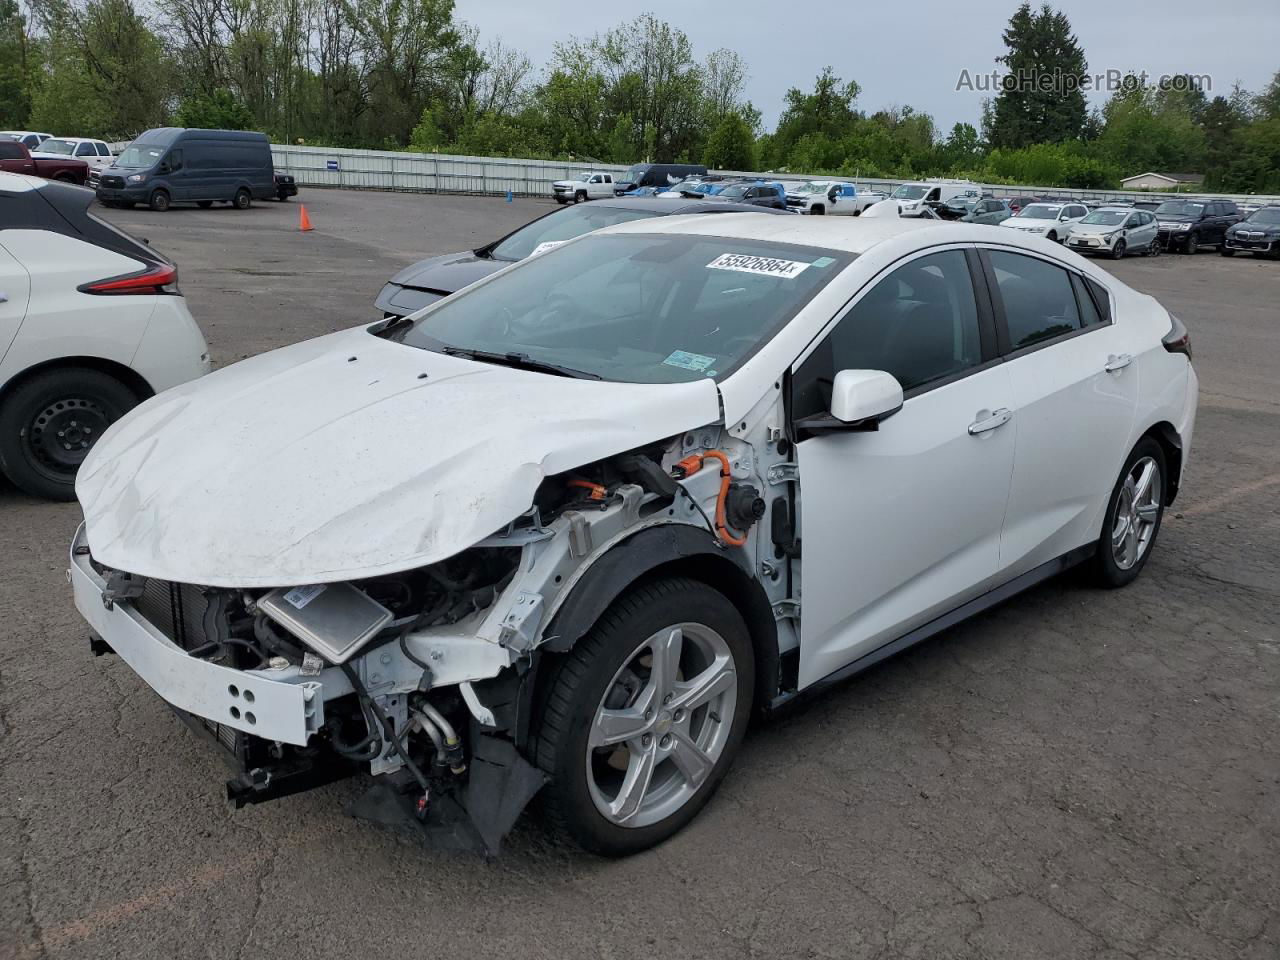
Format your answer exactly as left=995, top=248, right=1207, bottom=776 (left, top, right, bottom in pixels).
left=0, top=241, right=32, bottom=367
left=792, top=248, right=1016, bottom=688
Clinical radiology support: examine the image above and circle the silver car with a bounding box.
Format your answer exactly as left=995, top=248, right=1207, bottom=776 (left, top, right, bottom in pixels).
left=1066, top=207, right=1161, bottom=259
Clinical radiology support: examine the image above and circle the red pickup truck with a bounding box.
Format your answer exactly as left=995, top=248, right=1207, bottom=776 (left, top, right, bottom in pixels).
left=0, top=138, right=89, bottom=184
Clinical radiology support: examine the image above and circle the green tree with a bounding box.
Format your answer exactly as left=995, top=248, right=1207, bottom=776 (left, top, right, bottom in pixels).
left=0, top=0, right=34, bottom=127
left=1256, top=70, right=1280, bottom=120
left=988, top=2, right=1089, bottom=148
left=175, top=89, right=256, bottom=129
left=768, top=67, right=860, bottom=165
left=703, top=111, right=755, bottom=170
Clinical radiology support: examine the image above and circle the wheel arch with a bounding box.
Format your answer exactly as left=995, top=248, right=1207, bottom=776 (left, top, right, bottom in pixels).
left=542, top=523, right=780, bottom=713
left=0, top=356, right=154, bottom=409
left=1141, top=420, right=1183, bottom=504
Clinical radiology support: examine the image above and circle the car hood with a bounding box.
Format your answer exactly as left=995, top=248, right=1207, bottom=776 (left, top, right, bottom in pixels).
left=1156, top=213, right=1195, bottom=222
left=387, top=250, right=504, bottom=294
left=76, top=327, right=722, bottom=588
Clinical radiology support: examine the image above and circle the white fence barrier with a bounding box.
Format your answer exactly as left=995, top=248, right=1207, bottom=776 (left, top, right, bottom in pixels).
left=269, top=144, right=1280, bottom=207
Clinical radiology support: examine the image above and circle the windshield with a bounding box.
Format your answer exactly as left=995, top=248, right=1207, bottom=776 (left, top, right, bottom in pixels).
left=668, top=180, right=706, bottom=193
left=388, top=233, right=851, bottom=384
left=1245, top=207, right=1280, bottom=225
left=793, top=181, right=827, bottom=195
left=890, top=185, right=929, bottom=201
left=1155, top=201, right=1204, bottom=216
left=115, top=143, right=166, bottom=169
left=1081, top=211, right=1128, bottom=226
left=35, top=138, right=75, bottom=155
left=489, top=205, right=660, bottom=261
left=1018, top=204, right=1061, bottom=219
left=715, top=184, right=759, bottom=200
left=625, top=166, right=647, bottom=183
left=948, top=197, right=979, bottom=210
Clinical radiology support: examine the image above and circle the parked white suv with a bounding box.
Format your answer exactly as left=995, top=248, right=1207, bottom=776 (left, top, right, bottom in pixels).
left=999, top=202, right=1090, bottom=242
left=30, top=137, right=115, bottom=171
left=72, top=213, right=1197, bottom=855
left=0, top=172, right=211, bottom=499
left=551, top=172, right=616, bottom=204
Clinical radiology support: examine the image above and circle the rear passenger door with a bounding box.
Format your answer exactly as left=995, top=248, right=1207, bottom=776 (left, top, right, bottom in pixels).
left=979, top=248, right=1139, bottom=578
left=0, top=241, right=31, bottom=366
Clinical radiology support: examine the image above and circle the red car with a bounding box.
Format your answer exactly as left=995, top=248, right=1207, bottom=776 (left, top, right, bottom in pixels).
left=0, top=138, right=89, bottom=184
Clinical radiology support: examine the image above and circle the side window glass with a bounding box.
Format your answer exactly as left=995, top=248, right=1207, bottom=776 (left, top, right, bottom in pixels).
left=988, top=250, right=1081, bottom=350
left=97, top=143, right=111, bottom=157
left=1071, top=274, right=1104, bottom=327
left=1085, top=277, right=1112, bottom=323
left=792, top=250, right=984, bottom=418
left=75, top=142, right=94, bottom=156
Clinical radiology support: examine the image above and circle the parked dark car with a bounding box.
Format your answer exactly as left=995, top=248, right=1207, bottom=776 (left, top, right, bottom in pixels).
left=94, top=128, right=276, bottom=212
left=1222, top=205, right=1280, bottom=258
left=615, top=163, right=708, bottom=194
left=274, top=172, right=298, bottom=201
left=703, top=180, right=788, bottom=209
left=0, top=139, right=88, bottom=184
left=1000, top=196, right=1040, bottom=214
left=375, top=196, right=787, bottom=318
left=1154, top=198, right=1240, bottom=253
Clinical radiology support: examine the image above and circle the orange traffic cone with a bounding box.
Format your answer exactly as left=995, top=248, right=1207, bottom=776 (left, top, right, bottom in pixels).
left=298, top=205, right=314, bottom=232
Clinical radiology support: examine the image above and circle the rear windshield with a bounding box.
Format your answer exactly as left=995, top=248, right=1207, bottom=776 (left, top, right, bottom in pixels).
left=385, top=233, right=851, bottom=384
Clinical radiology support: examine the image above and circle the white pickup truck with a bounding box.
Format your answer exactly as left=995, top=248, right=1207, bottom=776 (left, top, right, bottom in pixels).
left=785, top=180, right=887, bottom=216
left=551, top=172, right=617, bottom=204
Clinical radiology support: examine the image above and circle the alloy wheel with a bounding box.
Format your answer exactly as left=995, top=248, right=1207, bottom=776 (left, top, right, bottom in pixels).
left=586, top=622, right=737, bottom=828
left=1111, top=456, right=1161, bottom=570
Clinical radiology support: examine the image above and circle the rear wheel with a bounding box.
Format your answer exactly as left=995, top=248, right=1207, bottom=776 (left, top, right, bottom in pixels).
left=0, top=368, right=140, bottom=501
left=1146, top=238, right=1161, bottom=257
left=1091, top=437, right=1167, bottom=589
left=233, top=188, right=252, bottom=210
left=534, top=578, right=754, bottom=855
left=148, top=189, right=170, bottom=212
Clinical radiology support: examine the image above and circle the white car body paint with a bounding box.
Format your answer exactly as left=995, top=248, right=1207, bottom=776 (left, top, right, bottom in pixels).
left=77, top=327, right=723, bottom=587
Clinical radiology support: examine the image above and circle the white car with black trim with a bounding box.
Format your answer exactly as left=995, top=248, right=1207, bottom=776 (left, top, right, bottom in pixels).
left=71, top=214, right=1198, bottom=856
left=0, top=172, right=210, bottom=500
left=1066, top=207, right=1162, bottom=259
left=999, top=201, right=1089, bottom=242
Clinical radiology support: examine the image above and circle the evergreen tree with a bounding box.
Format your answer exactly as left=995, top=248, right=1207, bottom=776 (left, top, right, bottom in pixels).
left=988, top=2, right=1088, bottom=148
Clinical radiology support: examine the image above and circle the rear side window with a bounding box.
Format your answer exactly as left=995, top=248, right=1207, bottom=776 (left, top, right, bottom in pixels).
left=987, top=250, right=1080, bottom=350
left=0, top=143, right=24, bottom=159
left=75, top=142, right=95, bottom=157
left=96, top=143, right=111, bottom=157
left=1071, top=274, right=1104, bottom=327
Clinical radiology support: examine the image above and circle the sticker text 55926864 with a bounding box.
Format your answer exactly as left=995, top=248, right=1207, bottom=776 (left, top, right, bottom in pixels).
left=706, top=253, right=811, bottom=278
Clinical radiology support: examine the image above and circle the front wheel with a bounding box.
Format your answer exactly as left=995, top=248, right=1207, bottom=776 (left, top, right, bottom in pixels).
left=574, top=190, right=587, bottom=204
left=1185, top=232, right=1198, bottom=254
left=1047, top=230, right=1058, bottom=243
left=1110, top=239, right=1126, bottom=260
left=0, top=367, right=140, bottom=501
left=233, top=188, right=252, bottom=210
left=1220, top=247, right=1235, bottom=257
left=810, top=205, right=825, bottom=216
left=534, top=578, right=754, bottom=855
left=1091, top=437, right=1167, bottom=589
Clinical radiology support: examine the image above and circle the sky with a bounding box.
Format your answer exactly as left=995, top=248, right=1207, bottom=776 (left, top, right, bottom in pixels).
left=453, top=0, right=1280, bottom=133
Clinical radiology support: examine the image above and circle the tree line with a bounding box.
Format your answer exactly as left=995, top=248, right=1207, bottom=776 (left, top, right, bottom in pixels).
left=2, top=0, right=1279, bottom=192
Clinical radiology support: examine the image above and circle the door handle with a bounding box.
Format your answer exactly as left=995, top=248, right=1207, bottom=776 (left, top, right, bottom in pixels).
left=968, top=408, right=1012, bottom=435
left=1104, top=353, right=1133, bottom=373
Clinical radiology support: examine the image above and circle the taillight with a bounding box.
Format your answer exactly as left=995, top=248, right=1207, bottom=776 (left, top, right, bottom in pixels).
left=78, top=261, right=178, bottom=296
left=1162, top=314, right=1191, bottom=360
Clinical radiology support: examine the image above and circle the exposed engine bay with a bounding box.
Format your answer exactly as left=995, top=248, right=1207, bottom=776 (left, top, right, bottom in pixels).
left=78, top=415, right=799, bottom=853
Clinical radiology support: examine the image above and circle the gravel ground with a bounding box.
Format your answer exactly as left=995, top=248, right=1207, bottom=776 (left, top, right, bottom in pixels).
left=2, top=190, right=1277, bottom=960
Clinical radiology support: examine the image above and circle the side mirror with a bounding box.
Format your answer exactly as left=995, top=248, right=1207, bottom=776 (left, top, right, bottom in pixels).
left=797, top=369, right=904, bottom=435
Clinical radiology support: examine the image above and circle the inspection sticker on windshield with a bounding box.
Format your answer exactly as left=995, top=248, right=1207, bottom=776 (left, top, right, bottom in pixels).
left=663, top=350, right=716, bottom=372
left=530, top=241, right=566, bottom=257
left=707, top=253, right=811, bottom=278
left=283, top=584, right=326, bottom=609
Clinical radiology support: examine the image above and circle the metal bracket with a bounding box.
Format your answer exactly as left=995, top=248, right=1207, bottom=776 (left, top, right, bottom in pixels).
left=772, top=599, right=801, bottom=620
left=459, top=681, right=497, bottom=727
left=497, top=591, right=544, bottom=651
left=101, top=571, right=145, bottom=610
left=564, top=511, right=593, bottom=558
left=767, top=463, right=799, bottom=485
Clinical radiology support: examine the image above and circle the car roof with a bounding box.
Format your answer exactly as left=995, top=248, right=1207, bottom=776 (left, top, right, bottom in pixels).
left=587, top=197, right=786, bottom=216
left=597, top=209, right=1032, bottom=255
left=0, top=171, right=44, bottom=192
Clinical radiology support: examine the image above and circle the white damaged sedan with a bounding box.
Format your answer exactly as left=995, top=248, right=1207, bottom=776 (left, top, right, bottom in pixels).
left=71, top=214, right=1198, bottom=855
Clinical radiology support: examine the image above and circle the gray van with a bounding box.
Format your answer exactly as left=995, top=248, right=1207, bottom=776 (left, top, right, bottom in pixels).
left=94, top=128, right=275, bottom=212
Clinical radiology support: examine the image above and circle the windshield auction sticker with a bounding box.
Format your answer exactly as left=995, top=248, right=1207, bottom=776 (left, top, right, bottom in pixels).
left=707, top=253, right=811, bottom=278
left=663, top=350, right=716, bottom=372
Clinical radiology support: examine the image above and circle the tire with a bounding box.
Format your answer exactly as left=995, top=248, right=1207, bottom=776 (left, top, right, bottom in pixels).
left=1185, top=231, right=1198, bottom=254
left=277, top=190, right=290, bottom=202
left=1090, top=437, right=1167, bottom=589
left=1146, top=239, right=1161, bottom=257
left=811, top=205, right=825, bottom=216
left=1220, top=247, right=1234, bottom=257
left=534, top=577, right=754, bottom=856
left=148, top=189, right=170, bottom=212
left=196, top=200, right=213, bottom=209
left=0, top=367, right=140, bottom=501
left=1110, top=239, right=1126, bottom=260
left=574, top=190, right=587, bottom=204
left=233, top=188, right=252, bottom=210
left=1047, top=230, right=1058, bottom=243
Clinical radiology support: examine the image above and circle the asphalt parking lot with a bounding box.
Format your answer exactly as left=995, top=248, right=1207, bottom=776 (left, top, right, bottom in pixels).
left=2, top=188, right=1278, bottom=960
